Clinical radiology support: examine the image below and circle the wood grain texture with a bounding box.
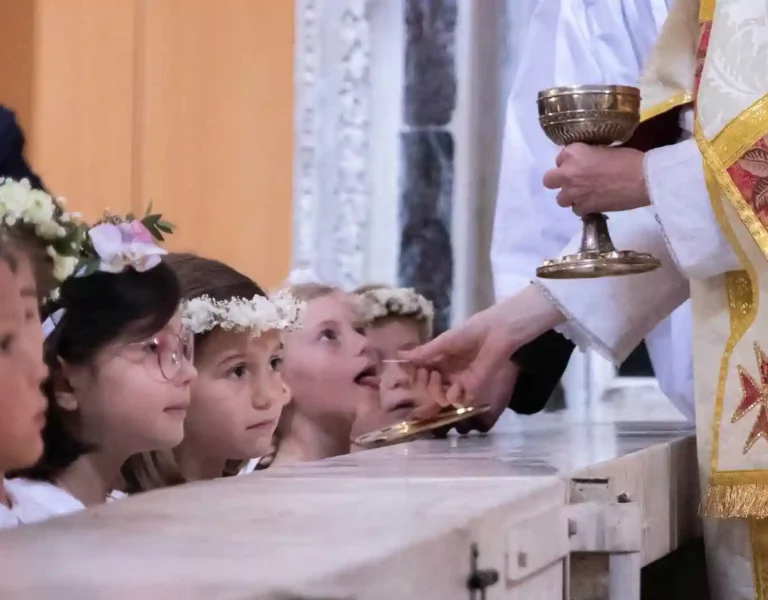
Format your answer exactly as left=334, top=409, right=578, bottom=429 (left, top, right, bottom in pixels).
left=136, top=0, right=294, bottom=287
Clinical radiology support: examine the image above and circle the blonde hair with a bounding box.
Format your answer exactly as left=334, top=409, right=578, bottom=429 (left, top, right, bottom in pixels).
left=353, top=284, right=433, bottom=342
left=242, top=282, right=343, bottom=473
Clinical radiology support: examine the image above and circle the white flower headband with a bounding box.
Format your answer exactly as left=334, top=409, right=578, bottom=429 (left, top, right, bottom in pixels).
left=356, top=287, right=434, bottom=334
left=181, top=290, right=305, bottom=336
left=42, top=209, right=173, bottom=340
left=0, top=178, right=86, bottom=283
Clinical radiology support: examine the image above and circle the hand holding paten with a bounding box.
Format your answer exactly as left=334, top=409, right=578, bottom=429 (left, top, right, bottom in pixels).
left=400, top=286, right=563, bottom=400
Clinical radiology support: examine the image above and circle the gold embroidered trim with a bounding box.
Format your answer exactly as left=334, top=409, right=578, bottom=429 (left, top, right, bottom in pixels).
left=707, top=483, right=768, bottom=519
left=700, top=141, right=762, bottom=518
left=698, top=0, right=715, bottom=22
left=639, top=91, right=693, bottom=123
left=696, top=122, right=768, bottom=261
left=712, top=94, right=768, bottom=169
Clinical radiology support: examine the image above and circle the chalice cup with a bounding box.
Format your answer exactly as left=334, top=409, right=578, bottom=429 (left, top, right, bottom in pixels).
left=536, top=85, right=661, bottom=279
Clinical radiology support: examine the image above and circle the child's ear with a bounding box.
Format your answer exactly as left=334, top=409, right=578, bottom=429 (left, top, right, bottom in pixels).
left=52, top=357, right=78, bottom=412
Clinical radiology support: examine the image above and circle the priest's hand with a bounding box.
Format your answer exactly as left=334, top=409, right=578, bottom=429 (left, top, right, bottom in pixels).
left=453, top=360, right=520, bottom=434
left=400, top=285, right=564, bottom=400
left=542, top=144, right=650, bottom=216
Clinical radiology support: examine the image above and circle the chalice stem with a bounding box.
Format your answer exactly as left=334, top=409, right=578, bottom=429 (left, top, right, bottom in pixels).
left=579, top=213, right=616, bottom=254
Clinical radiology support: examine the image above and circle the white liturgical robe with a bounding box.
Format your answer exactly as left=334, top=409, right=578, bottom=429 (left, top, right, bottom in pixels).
left=492, top=0, right=696, bottom=420
left=532, top=0, right=768, bottom=596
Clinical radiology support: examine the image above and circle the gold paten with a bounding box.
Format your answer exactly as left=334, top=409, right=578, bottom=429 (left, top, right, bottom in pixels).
left=353, top=404, right=491, bottom=448
left=536, top=84, right=661, bottom=279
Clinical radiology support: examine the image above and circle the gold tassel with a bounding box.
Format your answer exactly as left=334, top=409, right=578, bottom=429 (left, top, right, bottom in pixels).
left=706, top=483, right=768, bottom=519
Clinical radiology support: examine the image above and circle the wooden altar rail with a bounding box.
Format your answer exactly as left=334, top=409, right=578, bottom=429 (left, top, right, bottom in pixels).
left=0, top=418, right=699, bottom=599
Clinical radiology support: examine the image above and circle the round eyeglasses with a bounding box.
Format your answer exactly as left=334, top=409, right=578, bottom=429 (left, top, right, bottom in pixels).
left=128, top=328, right=195, bottom=381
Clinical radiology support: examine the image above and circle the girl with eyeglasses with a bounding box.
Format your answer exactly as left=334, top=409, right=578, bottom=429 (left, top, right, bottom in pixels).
left=7, top=212, right=197, bottom=526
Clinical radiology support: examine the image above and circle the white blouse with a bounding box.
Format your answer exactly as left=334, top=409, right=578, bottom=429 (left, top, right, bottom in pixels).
left=0, top=479, right=126, bottom=530
left=0, top=478, right=84, bottom=529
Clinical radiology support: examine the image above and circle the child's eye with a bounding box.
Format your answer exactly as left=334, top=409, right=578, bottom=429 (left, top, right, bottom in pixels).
left=319, top=328, right=337, bottom=342
left=143, top=339, right=161, bottom=354
left=0, top=333, right=15, bottom=354
left=270, top=355, right=283, bottom=370
left=354, top=326, right=366, bottom=336
left=227, top=364, right=248, bottom=379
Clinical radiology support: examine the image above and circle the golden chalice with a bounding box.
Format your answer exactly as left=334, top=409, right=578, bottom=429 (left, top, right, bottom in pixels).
left=535, top=84, right=661, bottom=279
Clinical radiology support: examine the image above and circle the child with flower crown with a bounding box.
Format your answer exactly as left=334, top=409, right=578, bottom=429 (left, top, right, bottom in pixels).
left=247, top=281, right=381, bottom=470
left=350, top=285, right=441, bottom=437
left=0, top=179, right=85, bottom=528
left=0, top=235, right=49, bottom=528
left=353, top=284, right=515, bottom=436
left=122, top=254, right=300, bottom=490
left=6, top=208, right=196, bottom=526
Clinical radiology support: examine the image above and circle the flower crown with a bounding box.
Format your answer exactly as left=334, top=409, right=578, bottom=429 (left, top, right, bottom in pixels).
left=182, top=290, right=306, bottom=336
left=356, top=287, right=434, bottom=333
left=76, top=205, right=174, bottom=277
left=0, top=178, right=87, bottom=282
left=42, top=206, right=174, bottom=339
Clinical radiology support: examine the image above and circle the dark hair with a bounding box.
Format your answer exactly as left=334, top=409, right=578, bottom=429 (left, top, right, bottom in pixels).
left=121, top=253, right=266, bottom=493
left=12, top=262, right=181, bottom=482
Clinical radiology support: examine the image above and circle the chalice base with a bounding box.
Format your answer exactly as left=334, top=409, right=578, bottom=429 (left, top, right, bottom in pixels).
left=353, top=404, right=491, bottom=449
left=536, top=250, right=660, bottom=279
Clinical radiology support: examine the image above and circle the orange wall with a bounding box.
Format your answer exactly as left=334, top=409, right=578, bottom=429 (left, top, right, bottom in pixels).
left=0, top=0, right=294, bottom=288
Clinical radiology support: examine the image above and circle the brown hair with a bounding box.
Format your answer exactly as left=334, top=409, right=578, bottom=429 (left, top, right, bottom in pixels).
left=286, top=282, right=339, bottom=302
left=353, top=283, right=432, bottom=342
left=5, top=229, right=55, bottom=300
left=0, top=233, right=17, bottom=272
left=121, top=253, right=267, bottom=493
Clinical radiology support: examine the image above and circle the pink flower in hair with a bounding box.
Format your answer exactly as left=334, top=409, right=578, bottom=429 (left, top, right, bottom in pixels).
left=88, top=220, right=167, bottom=273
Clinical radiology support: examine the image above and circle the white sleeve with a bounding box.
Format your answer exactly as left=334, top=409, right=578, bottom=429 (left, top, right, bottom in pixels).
left=491, top=0, right=583, bottom=300
left=644, top=302, right=695, bottom=422
left=535, top=206, right=690, bottom=363
left=492, top=0, right=670, bottom=301
left=646, top=138, right=740, bottom=278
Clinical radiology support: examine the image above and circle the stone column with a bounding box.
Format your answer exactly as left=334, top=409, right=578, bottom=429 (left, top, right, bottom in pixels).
left=292, top=0, right=373, bottom=290
left=398, top=0, right=457, bottom=335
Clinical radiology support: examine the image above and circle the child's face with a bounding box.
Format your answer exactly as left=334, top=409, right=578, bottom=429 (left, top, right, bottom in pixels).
left=0, top=256, right=47, bottom=472
left=186, top=329, right=289, bottom=460
left=365, top=317, right=431, bottom=421
left=282, top=292, right=379, bottom=422
left=61, top=313, right=197, bottom=456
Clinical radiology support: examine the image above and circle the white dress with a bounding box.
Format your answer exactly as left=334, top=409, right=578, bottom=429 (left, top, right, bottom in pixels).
left=0, top=478, right=84, bottom=529
left=0, top=479, right=126, bottom=530
left=492, top=0, right=697, bottom=421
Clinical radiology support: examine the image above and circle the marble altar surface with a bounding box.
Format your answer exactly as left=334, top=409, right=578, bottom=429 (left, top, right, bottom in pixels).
left=0, top=417, right=699, bottom=598
left=0, top=476, right=564, bottom=599
left=264, top=418, right=700, bottom=566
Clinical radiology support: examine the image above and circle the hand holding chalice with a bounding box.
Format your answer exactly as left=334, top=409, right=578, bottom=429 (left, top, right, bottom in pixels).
left=535, top=85, right=660, bottom=279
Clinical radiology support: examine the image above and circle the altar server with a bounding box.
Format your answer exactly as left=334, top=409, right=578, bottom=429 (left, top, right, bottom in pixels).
left=408, top=1, right=768, bottom=597
left=123, top=254, right=299, bottom=490
left=491, top=0, right=694, bottom=422
left=9, top=211, right=196, bottom=525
